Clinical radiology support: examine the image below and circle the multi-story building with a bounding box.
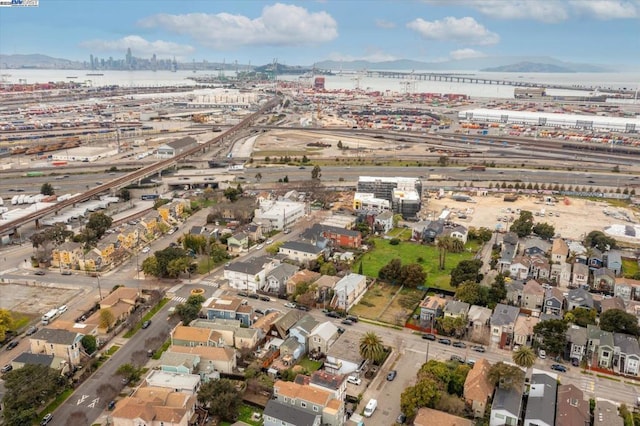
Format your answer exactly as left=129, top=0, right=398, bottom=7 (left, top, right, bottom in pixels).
left=254, top=199, right=306, bottom=231
left=356, top=176, right=422, bottom=219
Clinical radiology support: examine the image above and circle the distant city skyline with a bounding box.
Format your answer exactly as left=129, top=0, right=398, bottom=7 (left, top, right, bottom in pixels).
left=1, top=0, right=639, bottom=67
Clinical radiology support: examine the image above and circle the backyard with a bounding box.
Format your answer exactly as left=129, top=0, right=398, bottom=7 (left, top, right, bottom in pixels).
left=357, top=238, right=479, bottom=291
left=349, top=282, right=425, bottom=325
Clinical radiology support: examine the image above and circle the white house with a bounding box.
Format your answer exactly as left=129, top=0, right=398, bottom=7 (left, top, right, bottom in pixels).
left=332, top=273, right=367, bottom=311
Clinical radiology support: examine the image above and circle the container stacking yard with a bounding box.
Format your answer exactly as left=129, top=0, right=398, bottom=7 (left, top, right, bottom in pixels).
left=458, top=108, right=640, bottom=133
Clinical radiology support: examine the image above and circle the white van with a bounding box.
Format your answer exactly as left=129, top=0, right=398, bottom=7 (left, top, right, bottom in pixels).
left=363, top=399, right=377, bottom=417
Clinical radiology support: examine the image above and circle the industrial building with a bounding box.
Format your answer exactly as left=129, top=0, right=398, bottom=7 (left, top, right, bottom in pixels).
left=254, top=199, right=306, bottom=231
left=50, top=146, right=118, bottom=162
left=184, top=88, right=258, bottom=109
left=458, top=108, right=640, bottom=133
left=355, top=176, right=422, bottom=219
left=156, top=136, right=198, bottom=159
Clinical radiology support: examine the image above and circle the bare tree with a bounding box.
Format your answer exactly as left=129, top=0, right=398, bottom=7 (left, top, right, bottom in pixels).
left=96, top=383, right=118, bottom=402
left=68, top=411, right=89, bottom=426
left=132, top=350, right=150, bottom=367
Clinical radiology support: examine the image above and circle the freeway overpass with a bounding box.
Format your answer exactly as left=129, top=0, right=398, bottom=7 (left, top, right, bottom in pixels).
left=0, top=97, right=281, bottom=236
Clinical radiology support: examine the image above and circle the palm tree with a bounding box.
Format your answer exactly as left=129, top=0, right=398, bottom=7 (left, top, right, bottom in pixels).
left=359, top=332, right=385, bottom=364
left=512, top=345, right=536, bottom=369
left=437, top=237, right=453, bottom=270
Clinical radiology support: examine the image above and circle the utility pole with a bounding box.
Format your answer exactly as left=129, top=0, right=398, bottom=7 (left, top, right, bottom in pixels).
left=96, top=273, right=103, bottom=300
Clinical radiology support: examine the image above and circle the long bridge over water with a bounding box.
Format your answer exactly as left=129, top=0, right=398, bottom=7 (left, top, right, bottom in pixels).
left=365, top=70, right=636, bottom=96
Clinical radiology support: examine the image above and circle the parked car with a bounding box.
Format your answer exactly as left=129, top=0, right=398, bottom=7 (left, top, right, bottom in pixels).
left=472, top=345, right=486, bottom=353
left=452, top=341, right=466, bottom=348
left=386, top=370, right=397, bottom=381
left=61, top=270, right=72, bottom=275
left=248, top=293, right=260, bottom=300
left=40, top=413, right=53, bottom=425
left=571, top=358, right=580, bottom=367
left=6, top=341, right=19, bottom=350
left=34, top=270, right=46, bottom=276
left=141, top=247, right=151, bottom=253
left=1, top=364, right=12, bottom=373
left=346, top=315, right=359, bottom=322
left=266, top=239, right=273, bottom=244
left=25, top=325, right=38, bottom=336
left=254, top=309, right=265, bottom=315
left=422, top=333, right=436, bottom=341
left=466, top=359, right=476, bottom=367
left=325, top=311, right=341, bottom=318
left=296, top=304, right=310, bottom=311
left=141, top=320, right=151, bottom=329
left=347, top=375, right=362, bottom=385
left=260, top=295, right=271, bottom=302
left=539, top=349, right=546, bottom=359
left=341, top=319, right=354, bottom=326
left=450, top=355, right=464, bottom=363
left=57, top=305, right=68, bottom=314
left=284, top=302, right=297, bottom=308
left=438, top=338, right=452, bottom=345
left=337, top=327, right=345, bottom=334
left=108, top=400, right=116, bottom=410
left=238, top=291, right=249, bottom=297
left=551, top=364, right=567, bottom=372
left=396, top=413, right=407, bottom=424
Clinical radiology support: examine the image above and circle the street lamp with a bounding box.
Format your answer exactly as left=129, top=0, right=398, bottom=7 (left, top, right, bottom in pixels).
left=96, top=273, right=103, bottom=300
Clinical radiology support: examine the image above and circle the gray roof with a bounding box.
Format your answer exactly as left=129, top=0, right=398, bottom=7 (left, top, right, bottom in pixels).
left=319, top=224, right=361, bottom=238
left=280, top=241, right=324, bottom=254
left=607, top=250, right=622, bottom=265
left=273, top=310, right=307, bottom=336
left=293, top=315, right=320, bottom=335
left=503, top=232, right=519, bottom=245
left=159, top=351, right=199, bottom=371
left=167, top=136, right=197, bottom=150
left=593, top=268, right=615, bottom=279
left=491, top=304, right=520, bottom=327
left=226, top=256, right=272, bottom=275
left=500, top=243, right=517, bottom=263
left=595, top=400, right=623, bottom=426
left=525, top=373, right=558, bottom=425
left=614, top=333, right=640, bottom=356
left=572, top=262, right=589, bottom=275
left=13, top=352, right=55, bottom=366
left=492, top=386, right=523, bottom=416
left=267, top=263, right=299, bottom=282
left=587, top=325, right=614, bottom=348
left=376, top=210, right=394, bottom=220
left=445, top=300, right=470, bottom=316
left=264, top=399, right=320, bottom=426
left=31, top=327, right=79, bottom=345
left=566, top=326, right=588, bottom=346
left=567, top=288, right=594, bottom=308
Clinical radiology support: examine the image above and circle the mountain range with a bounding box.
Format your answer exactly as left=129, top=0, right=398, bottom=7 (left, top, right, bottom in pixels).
left=0, top=53, right=615, bottom=73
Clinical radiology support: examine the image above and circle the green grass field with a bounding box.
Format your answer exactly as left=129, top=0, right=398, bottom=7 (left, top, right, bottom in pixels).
left=623, top=258, right=639, bottom=278
left=356, top=238, right=478, bottom=291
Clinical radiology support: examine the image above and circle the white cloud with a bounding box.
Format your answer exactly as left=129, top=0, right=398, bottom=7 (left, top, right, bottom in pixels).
left=80, top=35, right=194, bottom=57
left=569, top=0, right=638, bottom=19
left=407, top=16, right=499, bottom=45
left=138, top=3, right=338, bottom=49
left=460, top=0, right=569, bottom=22
left=375, top=19, right=396, bottom=29
left=449, top=48, right=486, bottom=60
left=328, top=50, right=398, bottom=62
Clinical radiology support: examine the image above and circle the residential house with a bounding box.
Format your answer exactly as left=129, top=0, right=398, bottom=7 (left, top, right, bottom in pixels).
left=29, top=328, right=83, bottom=366
left=171, top=325, right=224, bottom=348
left=264, top=263, right=300, bottom=294
left=615, top=277, right=640, bottom=302
left=245, top=223, right=263, bottom=242
left=556, top=384, right=590, bottom=426
left=566, top=288, right=594, bottom=311
left=565, top=325, right=588, bottom=363
left=144, top=370, right=201, bottom=395
left=419, top=220, right=445, bottom=243
left=139, top=213, right=160, bottom=238
left=308, top=322, right=340, bottom=354
left=523, top=371, right=558, bottom=426
left=551, top=261, right=572, bottom=288
left=11, top=353, right=61, bottom=371
left=601, top=296, right=626, bottom=314
left=587, top=325, right=615, bottom=369
left=190, top=319, right=261, bottom=349
left=543, top=287, right=565, bottom=316
left=301, top=371, right=347, bottom=401
left=414, top=407, right=474, bottom=426
left=513, top=316, right=539, bottom=347
left=286, top=270, right=322, bottom=296
left=264, top=400, right=321, bottom=426
left=464, top=358, right=495, bottom=418
left=551, top=238, right=570, bottom=263
left=279, top=336, right=305, bottom=365
left=595, top=400, right=623, bottom=426
left=279, top=241, right=325, bottom=265
left=111, top=386, right=196, bottom=426
left=224, top=255, right=278, bottom=293
left=272, top=310, right=307, bottom=339
left=505, top=280, right=524, bottom=306
left=252, top=311, right=281, bottom=337
left=508, top=256, right=531, bottom=281
left=443, top=223, right=469, bottom=244
left=606, top=250, right=623, bottom=276
left=588, top=248, right=604, bottom=270
left=529, top=254, right=551, bottom=281
left=613, top=333, right=640, bottom=375
left=419, top=295, right=447, bottom=324
left=325, top=331, right=364, bottom=375
left=272, top=380, right=344, bottom=426
left=227, top=232, right=249, bottom=253
left=374, top=210, right=394, bottom=234
left=315, top=275, right=340, bottom=306
left=522, top=237, right=551, bottom=257
left=116, top=224, right=141, bottom=250
left=498, top=232, right=519, bottom=273
left=158, top=351, right=199, bottom=375
left=79, top=247, right=103, bottom=272
left=157, top=199, right=186, bottom=224
left=289, top=315, right=320, bottom=353
left=522, top=280, right=544, bottom=311
left=593, top=267, right=616, bottom=293
left=444, top=300, right=470, bottom=319
left=311, top=224, right=362, bottom=249
left=203, top=296, right=254, bottom=326
left=331, top=273, right=367, bottom=311
left=467, top=305, right=492, bottom=331
left=490, top=304, right=520, bottom=347
left=166, top=345, right=237, bottom=375
left=490, top=386, right=523, bottom=426
left=51, top=241, right=83, bottom=270
left=571, top=263, right=589, bottom=289
left=99, top=286, right=139, bottom=321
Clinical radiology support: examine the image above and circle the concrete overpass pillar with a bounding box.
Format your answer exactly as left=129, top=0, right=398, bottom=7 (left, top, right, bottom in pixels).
left=35, top=219, right=40, bottom=229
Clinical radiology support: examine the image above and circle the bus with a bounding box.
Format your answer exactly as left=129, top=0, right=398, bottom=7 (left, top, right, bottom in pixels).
left=141, top=194, right=160, bottom=201
left=25, top=171, right=45, bottom=177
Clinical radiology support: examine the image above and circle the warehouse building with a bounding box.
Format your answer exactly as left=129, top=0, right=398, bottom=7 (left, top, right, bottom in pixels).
left=156, top=137, right=198, bottom=159
left=458, top=108, right=640, bottom=133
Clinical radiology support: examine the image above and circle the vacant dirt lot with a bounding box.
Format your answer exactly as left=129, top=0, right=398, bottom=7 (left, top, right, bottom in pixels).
left=425, top=194, right=640, bottom=243
left=0, top=283, right=81, bottom=315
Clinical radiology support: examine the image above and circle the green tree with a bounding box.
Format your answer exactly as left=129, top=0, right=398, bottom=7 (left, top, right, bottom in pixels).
left=600, top=309, right=640, bottom=336
left=40, top=182, right=54, bottom=196
left=455, top=280, right=488, bottom=306
left=512, top=346, right=536, bottom=369
left=141, top=255, right=159, bottom=277
left=400, top=377, right=442, bottom=417
left=223, top=187, right=241, bottom=202
left=488, top=273, right=507, bottom=307
left=311, top=165, right=322, bottom=180
left=0, top=309, right=14, bottom=342
left=30, top=223, right=73, bottom=261
left=175, top=294, right=206, bottom=325
left=197, top=379, right=241, bottom=421
left=183, top=234, right=208, bottom=254
left=85, top=212, right=113, bottom=241
left=584, top=231, right=618, bottom=251
left=81, top=335, right=97, bottom=354
left=359, top=332, right=386, bottom=364
left=319, top=262, right=337, bottom=276
left=564, top=307, right=597, bottom=327
left=98, top=308, right=115, bottom=330
left=116, top=363, right=143, bottom=383
left=533, top=319, right=569, bottom=355
left=266, top=241, right=284, bottom=255
left=2, top=364, right=66, bottom=425
left=393, top=214, right=403, bottom=228
left=117, top=188, right=131, bottom=201
left=488, top=362, right=525, bottom=391
left=400, top=263, right=426, bottom=287
left=154, top=246, right=188, bottom=277
left=532, top=222, right=555, bottom=240
left=379, top=259, right=402, bottom=284
left=450, top=259, right=483, bottom=287
left=510, top=210, right=534, bottom=237
left=437, top=236, right=455, bottom=270
left=437, top=316, right=467, bottom=338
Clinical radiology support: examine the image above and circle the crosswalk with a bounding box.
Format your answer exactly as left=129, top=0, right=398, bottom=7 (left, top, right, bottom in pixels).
left=581, top=377, right=595, bottom=394
left=172, top=296, right=187, bottom=304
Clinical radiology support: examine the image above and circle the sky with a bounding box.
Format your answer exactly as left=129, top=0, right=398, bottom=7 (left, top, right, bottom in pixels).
left=1, top=0, right=640, bottom=66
